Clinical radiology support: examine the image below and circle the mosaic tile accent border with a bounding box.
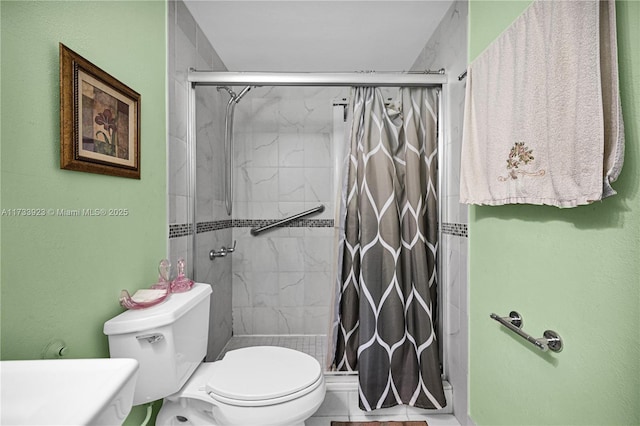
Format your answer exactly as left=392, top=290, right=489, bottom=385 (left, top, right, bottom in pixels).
left=442, top=222, right=468, bottom=237
left=173, top=220, right=465, bottom=238
left=196, top=220, right=232, bottom=234
left=234, top=218, right=334, bottom=229
left=169, top=223, right=193, bottom=238
left=169, top=218, right=334, bottom=238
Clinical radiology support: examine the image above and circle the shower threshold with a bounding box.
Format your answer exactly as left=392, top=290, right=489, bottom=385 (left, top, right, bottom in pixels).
left=217, top=334, right=454, bottom=419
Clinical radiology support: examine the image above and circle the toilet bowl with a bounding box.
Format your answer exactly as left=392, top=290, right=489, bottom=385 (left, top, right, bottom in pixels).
left=156, top=346, right=325, bottom=426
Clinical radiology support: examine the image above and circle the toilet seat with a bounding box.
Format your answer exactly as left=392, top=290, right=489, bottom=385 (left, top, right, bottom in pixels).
left=208, top=374, right=324, bottom=407
left=205, top=346, right=323, bottom=407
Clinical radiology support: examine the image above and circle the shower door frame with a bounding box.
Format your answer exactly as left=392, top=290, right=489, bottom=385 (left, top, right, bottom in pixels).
left=185, top=70, right=449, bottom=379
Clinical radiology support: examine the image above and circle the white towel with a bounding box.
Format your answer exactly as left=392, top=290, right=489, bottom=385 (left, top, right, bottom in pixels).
left=460, top=0, right=624, bottom=207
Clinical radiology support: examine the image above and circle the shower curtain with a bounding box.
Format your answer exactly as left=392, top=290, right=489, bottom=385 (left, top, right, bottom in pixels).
left=332, top=86, right=446, bottom=410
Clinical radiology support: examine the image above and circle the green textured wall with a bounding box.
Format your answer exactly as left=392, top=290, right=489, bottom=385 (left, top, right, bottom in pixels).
left=468, top=1, right=640, bottom=425
left=0, top=1, right=166, bottom=423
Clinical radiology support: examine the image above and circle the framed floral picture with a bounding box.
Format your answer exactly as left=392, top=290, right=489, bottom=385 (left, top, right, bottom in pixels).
left=59, top=43, right=140, bottom=179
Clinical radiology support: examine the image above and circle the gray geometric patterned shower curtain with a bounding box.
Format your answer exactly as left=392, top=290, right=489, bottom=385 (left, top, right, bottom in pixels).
left=332, top=86, right=446, bottom=411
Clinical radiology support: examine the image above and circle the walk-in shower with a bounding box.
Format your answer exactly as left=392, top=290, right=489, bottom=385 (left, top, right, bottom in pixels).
left=186, top=70, right=452, bottom=414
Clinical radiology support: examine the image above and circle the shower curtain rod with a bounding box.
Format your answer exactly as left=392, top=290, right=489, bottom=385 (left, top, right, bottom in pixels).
left=188, top=69, right=446, bottom=87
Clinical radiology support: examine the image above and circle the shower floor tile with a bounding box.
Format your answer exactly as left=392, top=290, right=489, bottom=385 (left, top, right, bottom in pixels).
left=217, top=334, right=328, bottom=367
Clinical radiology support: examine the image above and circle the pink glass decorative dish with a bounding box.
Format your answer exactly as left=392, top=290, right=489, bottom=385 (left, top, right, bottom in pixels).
left=119, top=288, right=169, bottom=310
left=170, top=258, right=194, bottom=293
left=119, top=258, right=195, bottom=309
left=119, top=259, right=171, bottom=310
left=151, top=258, right=172, bottom=290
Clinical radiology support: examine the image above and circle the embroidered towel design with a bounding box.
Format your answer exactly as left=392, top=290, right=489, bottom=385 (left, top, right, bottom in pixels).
left=460, top=0, right=624, bottom=207
left=497, top=142, right=545, bottom=182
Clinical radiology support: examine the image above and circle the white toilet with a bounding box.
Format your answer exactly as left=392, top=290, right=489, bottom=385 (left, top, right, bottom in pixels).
left=103, top=283, right=325, bottom=426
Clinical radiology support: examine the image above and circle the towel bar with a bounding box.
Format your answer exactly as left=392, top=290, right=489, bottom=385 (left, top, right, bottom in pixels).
left=490, top=311, right=563, bottom=353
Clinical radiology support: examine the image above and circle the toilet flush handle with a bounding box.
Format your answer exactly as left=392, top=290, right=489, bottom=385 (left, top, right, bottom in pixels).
left=136, top=333, right=164, bottom=344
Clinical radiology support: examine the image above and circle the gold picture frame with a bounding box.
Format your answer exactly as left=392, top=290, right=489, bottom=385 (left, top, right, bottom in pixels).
left=60, top=43, right=140, bottom=179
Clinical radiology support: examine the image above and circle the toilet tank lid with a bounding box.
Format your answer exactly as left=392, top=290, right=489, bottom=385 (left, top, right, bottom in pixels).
left=103, top=283, right=212, bottom=335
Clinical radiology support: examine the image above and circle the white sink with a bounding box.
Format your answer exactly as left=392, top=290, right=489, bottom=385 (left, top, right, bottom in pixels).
left=0, top=358, right=138, bottom=425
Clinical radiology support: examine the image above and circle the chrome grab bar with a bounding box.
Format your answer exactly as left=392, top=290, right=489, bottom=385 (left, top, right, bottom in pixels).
left=250, top=204, right=325, bottom=236
left=490, top=311, right=563, bottom=353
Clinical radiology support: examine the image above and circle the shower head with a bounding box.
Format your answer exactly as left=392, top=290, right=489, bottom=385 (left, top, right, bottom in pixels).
left=234, top=86, right=252, bottom=103
left=217, top=85, right=252, bottom=104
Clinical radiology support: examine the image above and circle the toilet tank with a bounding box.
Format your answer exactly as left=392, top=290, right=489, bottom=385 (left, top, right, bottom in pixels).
left=104, top=283, right=212, bottom=405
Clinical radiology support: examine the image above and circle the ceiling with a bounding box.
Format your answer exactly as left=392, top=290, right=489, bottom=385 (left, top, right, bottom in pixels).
left=184, top=1, right=454, bottom=72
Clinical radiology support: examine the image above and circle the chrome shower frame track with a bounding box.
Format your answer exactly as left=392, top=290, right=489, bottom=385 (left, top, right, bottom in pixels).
left=186, top=69, right=449, bottom=378
left=187, top=82, right=197, bottom=281
left=436, top=86, right=446, bottom=379
left=188, top=70, right=446, bottom=87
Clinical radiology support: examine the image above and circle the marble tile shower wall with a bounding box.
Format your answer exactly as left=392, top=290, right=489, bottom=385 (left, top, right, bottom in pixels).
left=195, top=85, right=234, bottom=360
left=230, top=87, right=349, bottom=335
left=411, top=2, right=471, bottom=425
left=168, top=0, right=225, bottom=268
left=167, top=0, right=233, bottom=360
